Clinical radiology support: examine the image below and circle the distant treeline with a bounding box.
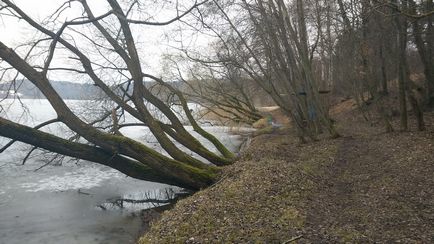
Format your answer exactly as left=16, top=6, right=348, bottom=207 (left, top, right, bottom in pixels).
left=0, top=80, right=103, bottom=100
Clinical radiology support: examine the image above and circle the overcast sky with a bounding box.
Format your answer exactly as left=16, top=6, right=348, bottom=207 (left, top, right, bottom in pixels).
left=0, top=0, right=204, bottom=81
left=1, top=0, right=109, bottom=45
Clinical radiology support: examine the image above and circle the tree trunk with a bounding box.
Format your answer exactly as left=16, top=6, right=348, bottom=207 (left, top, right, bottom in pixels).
left=0, top=37, right=217, bottom=192
left=0, top=117, right=203, bottom=188
left=393, top=0, right=409, bottom=131
left=408, top=0, right=434, bottom=106
left=380, top=44, right=389, bottom=94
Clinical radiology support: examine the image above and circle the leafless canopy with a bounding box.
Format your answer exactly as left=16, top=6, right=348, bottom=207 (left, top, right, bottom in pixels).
left=0, top=0, right=237, bottom=190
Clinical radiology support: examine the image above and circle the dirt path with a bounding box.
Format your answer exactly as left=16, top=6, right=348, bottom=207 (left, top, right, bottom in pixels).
left=304, top=134, right=434, bottom=242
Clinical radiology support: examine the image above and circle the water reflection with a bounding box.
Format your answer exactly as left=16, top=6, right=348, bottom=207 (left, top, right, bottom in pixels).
left=96, top=188, right=188, bottom=211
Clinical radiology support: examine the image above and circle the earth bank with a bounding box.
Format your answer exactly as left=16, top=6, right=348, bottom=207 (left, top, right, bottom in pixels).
left=139, top=105, right=434, bottom=243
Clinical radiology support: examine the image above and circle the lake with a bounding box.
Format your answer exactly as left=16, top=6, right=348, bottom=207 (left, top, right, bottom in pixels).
left=0, top=99, right=248, bottom=244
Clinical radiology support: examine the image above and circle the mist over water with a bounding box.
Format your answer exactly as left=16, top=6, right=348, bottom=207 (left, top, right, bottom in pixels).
left=0, top=99, right=247, bottom=244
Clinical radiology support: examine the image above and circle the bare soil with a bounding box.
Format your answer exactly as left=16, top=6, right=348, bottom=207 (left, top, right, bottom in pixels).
left=139, top=101, right=434, bottom=243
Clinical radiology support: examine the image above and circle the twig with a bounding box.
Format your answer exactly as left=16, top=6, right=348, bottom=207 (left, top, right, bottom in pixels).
left=33, top=155, right=59, bottom=171
left=283, top=235, right=303, bottom=243
left=22, top=146, right=38, bottom=165
left=78, top=189, right=92, bottom=195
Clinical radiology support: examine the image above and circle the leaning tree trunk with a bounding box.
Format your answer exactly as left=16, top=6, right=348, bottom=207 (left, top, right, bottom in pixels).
left=0, top=0, right=238, bottom=191
left=0, top=42, right=218, bottom=191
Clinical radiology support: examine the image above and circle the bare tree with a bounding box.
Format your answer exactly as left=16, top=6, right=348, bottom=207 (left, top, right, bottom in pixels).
left=407, top=0, right=434, bottom=106
left=176, top=59, right=263, bottom=125
left=187, top=0, right=340, bottom=142
left=333, top=0, right=427, bottom=131
left=0, top=0, right=239, bottom=191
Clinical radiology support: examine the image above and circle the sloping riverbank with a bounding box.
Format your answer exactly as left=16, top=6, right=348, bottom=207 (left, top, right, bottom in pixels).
left=139, top=107, right=434, bottom=243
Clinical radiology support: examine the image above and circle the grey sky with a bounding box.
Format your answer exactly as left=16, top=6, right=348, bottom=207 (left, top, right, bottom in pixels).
left=1, top=0, right=109, bottom=45
left=0, top=0, right=206, bottom=81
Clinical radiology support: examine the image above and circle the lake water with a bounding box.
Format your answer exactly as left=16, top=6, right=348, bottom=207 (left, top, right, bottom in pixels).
left=0, top=99, right=248, bottom=244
